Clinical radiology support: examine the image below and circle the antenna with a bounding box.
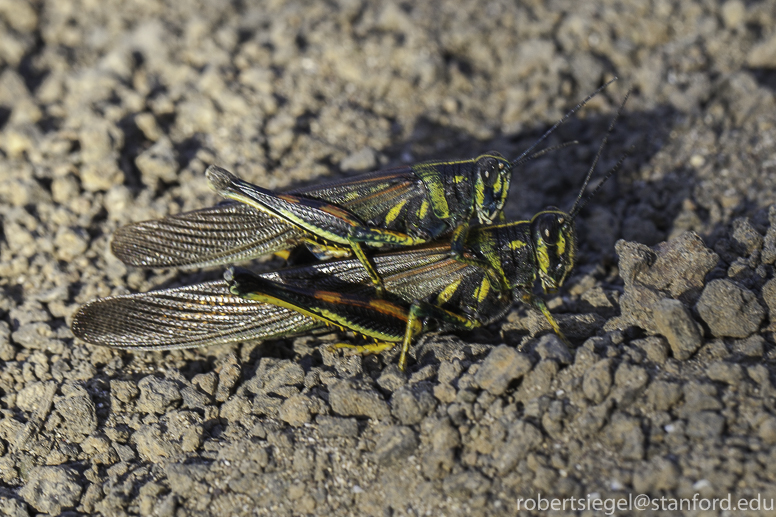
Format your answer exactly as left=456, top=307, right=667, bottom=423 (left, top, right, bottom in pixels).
left=513, top=140, right=579, bottom=167
left=511, top=76, right=618, bottom=165
left=569, top=88, right=632, bottom=220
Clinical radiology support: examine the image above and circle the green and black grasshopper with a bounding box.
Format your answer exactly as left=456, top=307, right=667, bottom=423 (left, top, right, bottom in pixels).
left=71, top=218, right=577, bottom=370
left=111, top=82, right=616, bottom=292
left=72, top=90, right=629, bottom=370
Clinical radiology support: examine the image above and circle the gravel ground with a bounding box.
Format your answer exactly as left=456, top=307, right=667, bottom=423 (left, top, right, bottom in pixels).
left=1, top=0, right=776, bottom=515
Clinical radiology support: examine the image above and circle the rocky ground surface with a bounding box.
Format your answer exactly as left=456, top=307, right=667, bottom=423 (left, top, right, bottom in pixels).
left=1, top=0, right=776, bottom=515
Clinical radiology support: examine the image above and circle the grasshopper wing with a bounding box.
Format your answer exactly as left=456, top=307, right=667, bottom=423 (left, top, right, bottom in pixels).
left=111, top=202, right=308, bottom=269
left=71, top=280, right=320, bottom=350
left=111, top=167, right=421, bottom=269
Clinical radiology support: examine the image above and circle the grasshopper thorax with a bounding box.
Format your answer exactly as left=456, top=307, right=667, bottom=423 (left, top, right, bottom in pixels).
left=530, top=208, right=576, bottom=293
left=473, top=152, right=512, bottom=225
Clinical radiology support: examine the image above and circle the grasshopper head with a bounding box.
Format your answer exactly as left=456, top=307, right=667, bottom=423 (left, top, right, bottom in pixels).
left=473, top=152, right=512, bottom=224
left=530, top=209, right=576, bottom=293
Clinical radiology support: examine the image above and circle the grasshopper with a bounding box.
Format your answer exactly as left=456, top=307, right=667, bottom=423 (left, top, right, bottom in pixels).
left=72, top=220, right=572, bottom=369
left=71, top=244, right=469, bottom=351
left=72, top=90, right=629, bottom=370
left=111, top=82, right=616, bottom=292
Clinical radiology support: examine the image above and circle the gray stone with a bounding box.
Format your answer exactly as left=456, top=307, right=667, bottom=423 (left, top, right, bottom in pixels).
left=632, top=336, right=669, bottom=364
left=11, top=322, right=64, bottom=353
left=721, top=0, right=745, bottom=28
left=610, top=234, right=719, bottom=334
left=762, top=278, right=776, bottom=318
left=731, top=217, right=763, bottom=256
left=316, top=416, right=359, bottom=438
left=135, top=137, right=178, bottom=185
left=633, top=457, right=680, bottom=493
left=706, top=361, right=744, bottom=385
left=54, top=384, right=97, bottom=439
left=81, top=434, right=117, bottom=464
left=292, top=446, right=315, bottom=477
left=612, top=363, right=650, bottom=407
left=762, top=206, right=776, bottom=264
left=681, top=382, right=722, bottom=415
left=696, top=279, right=765, bottom=338
left=3, top=219, right=35, bottom=256
left=19, top=466, right=82, bottom=514
left=329, top=381, right=390, bottom=420
left=132, top=424, right=182, bottom=462
left=376, top=364, right=407, bottom=392
left=54, top=226, right=90, bottom=262
left=80, top=158, right=124, bottom=192
left=0, top=320, right=14, bottom=361
left=576, top=403, right=611, bottom=437
left=16, top=381, right=51, bottom=413
left=251, top=392, right=283, bottom=416
left=220, top=395, right=250, bottom=422
left=245, top=359, right=304, bottom=394
left=215, top=352, right=241, bottom=403
left=686, top=411, right=725, bottom=439
left=153, top=494, right=178, bottom=517
left=758, top=417, right=776, bottom=444
left=110, top=379, right=139, bottom=404
left=8, top=301, right=48, bottom=328
left=653, top=298, right=702, bottom=360
left=191, top=372, right=217, bottom=396
left=630, top=232, right=719, bottom=301
left=179, top=385, right=211, bottom=409
left=137, top=376, right=182, bottom=414
left=492, top=420, right=543, bottom=474
left=113, top=443, right=136, bottom=463
left=747, top=365, right=772, bottom=387
left=730, top=335, right=765, bottom=358
left=582, top=359, right=613, bottom=404
left=0, top=496, right=28, bottom=517
left=533, top=334, right=573, bottom=364
left=79, top=118, right=120, bottom=162
left=390, top=385, right=436, bottom=425
left=647, top=381, right=683, bottom=412
left=164, top=410, right=204, bottom=443
left=422, top=418, right=460, bottom=479
left=747, top=33, right=776, bottom=68
left=474, top=345, right=532, bottom=396
left=165, top=463, right=208, bottom=498
left=373, top=426, right=418, bottom=465
left=340, top=146, right=377, bottom=171
left=278, top=394, right=313, bottom=427
left=442, top=470, right=491, bottom=499
left=515, top=360, right=558, bottom=402
left=605, top=413, right=644, bottom=460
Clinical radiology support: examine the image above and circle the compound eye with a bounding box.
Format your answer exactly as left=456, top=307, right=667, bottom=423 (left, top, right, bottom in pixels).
left=478, top=157, right=500, bottom=188
left=540, top=218, right=556, bottom=241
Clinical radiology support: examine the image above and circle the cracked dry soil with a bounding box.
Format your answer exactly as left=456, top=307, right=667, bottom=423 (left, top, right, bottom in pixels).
left=2, top=0, right=776, bottom=515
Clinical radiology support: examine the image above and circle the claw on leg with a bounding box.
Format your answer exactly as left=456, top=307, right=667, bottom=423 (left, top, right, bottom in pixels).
left=522, top=293, right=570, bottom=344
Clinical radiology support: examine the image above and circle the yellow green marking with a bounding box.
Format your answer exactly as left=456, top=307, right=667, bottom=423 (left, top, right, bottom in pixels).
left=384, top=199, right=408, bottom=225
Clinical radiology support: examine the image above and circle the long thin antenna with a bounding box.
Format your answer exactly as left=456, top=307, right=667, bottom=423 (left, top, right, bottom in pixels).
left=511, top=77, right=618, bottom=165
left=513, top=140, right=579, bottom=167
left=573, top=145, right=634, bottom=217
left=569, top=88, right=633, bottom=219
